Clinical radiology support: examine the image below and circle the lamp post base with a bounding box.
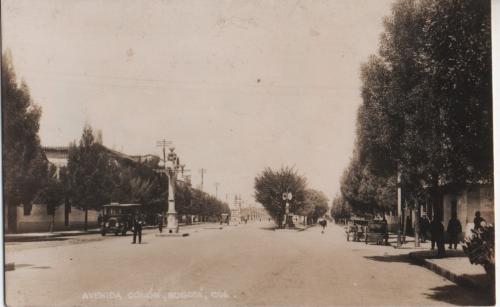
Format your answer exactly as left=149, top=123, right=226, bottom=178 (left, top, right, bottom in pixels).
left=165, top=212, right=179, bottom=233
left=155, top=213, right=189, bottom=237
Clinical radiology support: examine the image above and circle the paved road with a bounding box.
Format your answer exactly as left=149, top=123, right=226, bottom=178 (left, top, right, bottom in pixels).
left=5, top=222, right=490, bottom=306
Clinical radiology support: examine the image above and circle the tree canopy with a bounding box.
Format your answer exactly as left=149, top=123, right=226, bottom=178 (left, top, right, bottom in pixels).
left=254, top=166, right=307, bottom=226
left=340, top=0, right=492, bottom=216
left=298, top=189, right=329, bottom=223
left=2, top=51, right=48, bottom=232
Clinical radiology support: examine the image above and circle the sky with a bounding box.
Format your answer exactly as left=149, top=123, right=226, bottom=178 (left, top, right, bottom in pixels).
left=2, top=0, right=395, bottom=206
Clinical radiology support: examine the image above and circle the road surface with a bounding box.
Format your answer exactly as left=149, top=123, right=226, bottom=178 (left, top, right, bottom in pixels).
left=5, top=222, right=490, bottom=306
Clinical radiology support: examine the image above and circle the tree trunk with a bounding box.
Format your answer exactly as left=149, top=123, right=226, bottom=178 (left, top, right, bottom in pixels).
left=84, top=208, right=88, bottom=231
left=402, top=202, right=408, bottom=244
left=414, top=198, right=420, bottom=247
left=50, top=213, right=55, bottom=233
left=7, top=203, right=18, bottom=233
left=64, top=198, right=70, bottom=226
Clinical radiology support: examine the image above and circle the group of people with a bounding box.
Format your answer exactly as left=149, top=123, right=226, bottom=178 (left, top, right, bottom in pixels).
left=419, top=211, right=486, bottom=257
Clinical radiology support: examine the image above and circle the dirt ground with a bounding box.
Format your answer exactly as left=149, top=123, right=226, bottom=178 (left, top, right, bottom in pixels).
left=5, top=222, right=491, bottom=306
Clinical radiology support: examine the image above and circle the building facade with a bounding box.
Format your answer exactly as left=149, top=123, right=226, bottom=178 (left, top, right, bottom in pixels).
left=442, top=184, right=494, bottom=231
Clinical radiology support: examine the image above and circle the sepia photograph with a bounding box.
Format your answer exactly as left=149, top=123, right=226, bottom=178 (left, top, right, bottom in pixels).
left=1, top=0, right=495, bottom=306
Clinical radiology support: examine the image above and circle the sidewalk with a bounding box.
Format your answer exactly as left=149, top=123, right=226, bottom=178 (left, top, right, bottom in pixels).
left=5, top=228, right=102, bottom=242
left=5, top=223, right=207, bottom=242
left=388, top=233, right=491, bottom=290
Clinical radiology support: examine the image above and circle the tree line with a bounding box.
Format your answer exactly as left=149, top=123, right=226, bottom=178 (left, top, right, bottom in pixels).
left=254, top=166, right=329, bottom=227
left=2, top=52, right=229, bottom=232
left=339, top=0, right=491, bottom=220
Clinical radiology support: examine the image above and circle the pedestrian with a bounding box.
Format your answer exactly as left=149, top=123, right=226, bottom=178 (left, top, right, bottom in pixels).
left=419, top=215, right=430, bottom=243
left=473, top=211, right=485, bottom=230
left=430, top=217, right=445, bottom=257
left=132, top=215, right=143, bottom=244
left=158, top=214, right=163, bottom=233
left=319, top=218, right=327, bottom=233
left=447, top=215, right=462, bottom=250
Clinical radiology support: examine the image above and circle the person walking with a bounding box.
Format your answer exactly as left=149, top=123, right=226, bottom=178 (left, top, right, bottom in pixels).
left=447, top=215, right=462, bottom=250
left=319, top=218, right=327, bottom=233
left=132, top=214, right=143, bottom=244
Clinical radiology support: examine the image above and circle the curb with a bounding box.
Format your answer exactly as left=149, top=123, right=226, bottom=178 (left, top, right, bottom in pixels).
left=5, top=230, right=101, bottom=242
left=5, top=223, right=208, bottom=242
left=408, top=252, right=488, bottom=290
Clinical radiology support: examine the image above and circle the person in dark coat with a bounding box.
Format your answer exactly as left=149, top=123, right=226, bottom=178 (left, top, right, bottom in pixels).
left=430, top=217, right=445, bottom=257
left=419, top=215, right=430, bottom=243
left=132, top=215, right=143, bottom=244
left=158, top=214, right=163, bottom=233
left=447, top=215, right=462, bottom=249
left=473, top=211, right=485, bottom=230
left=319, top=219, right=327, bottom=233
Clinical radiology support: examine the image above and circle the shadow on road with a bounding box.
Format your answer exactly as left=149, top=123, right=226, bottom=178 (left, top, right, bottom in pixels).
left=259, top=226, right=277, bottom=231
left=13, top=264, right=33, bottom=268
left=424, top=285, right=494, bottom=306
left=31, top=266, right=51, bottom=269
left=364, top=254, right=417, bottom=264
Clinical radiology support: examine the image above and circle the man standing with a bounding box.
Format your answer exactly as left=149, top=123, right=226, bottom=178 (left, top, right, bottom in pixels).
left=132, top=214, right=143, bottom=244
left=447, top=215, right=462, bottom=250
left=430, top=217, right=445, bottom=257
left=419, top=215, right=430, bottom=243
left=158, top=213, right=163, bottom=233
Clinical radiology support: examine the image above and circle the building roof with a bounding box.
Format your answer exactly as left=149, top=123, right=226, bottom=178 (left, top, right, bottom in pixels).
left=42, top=145, right=160, bottom=167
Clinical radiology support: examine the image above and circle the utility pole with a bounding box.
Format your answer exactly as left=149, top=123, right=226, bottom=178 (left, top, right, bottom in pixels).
left=180, top=164, right=191, bottom=183
left=397, top=168, right=402, bottom=248
left=156, top=139, right=172, bottom=164
left=156, top=139, right=172, bottom=220
left=215, top=182, right=220, bottom=199
left=199, top=168, right=207, bottom=192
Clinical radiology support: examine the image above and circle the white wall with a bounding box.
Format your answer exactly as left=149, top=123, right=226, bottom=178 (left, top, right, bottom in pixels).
left=442, top=185, right=494, bottom=234
left=16, top=204, right=99, bottom=233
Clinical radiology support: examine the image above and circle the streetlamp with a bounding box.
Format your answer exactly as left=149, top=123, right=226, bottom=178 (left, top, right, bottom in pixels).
left=165, top=147, right=180, bottom=233
left=282, top=191, right=293, bottom=228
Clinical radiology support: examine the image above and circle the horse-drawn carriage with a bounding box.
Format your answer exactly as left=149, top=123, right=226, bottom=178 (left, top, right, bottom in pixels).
left=346, top=218, right=388, bottom=245
left=364, top=220, right=389, bottom=245
left=346, top=219, right=369, bottom=241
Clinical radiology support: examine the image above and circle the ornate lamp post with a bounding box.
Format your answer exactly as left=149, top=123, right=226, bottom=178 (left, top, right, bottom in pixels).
left=165, top=147, right=180, bottom=233
left=282, top=191, right=293, bottom=229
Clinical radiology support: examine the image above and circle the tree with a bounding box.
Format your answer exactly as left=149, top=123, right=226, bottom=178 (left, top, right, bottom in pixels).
left=342, top=0, right=492, bottom=223
left=2, top=51, right=48, bottom=233
left=378, top=0, right=492, bottom=214
left=254, top=166, right=307, bottom=227
left=66, top=125, right=113, bottom=230
left=331, top=195, right=352, bottom=222
left=39, top=165, right=65, bottom=231
left=299, top=189, right=329, bottom=224
left=340, top=154, right=396, bottom=215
